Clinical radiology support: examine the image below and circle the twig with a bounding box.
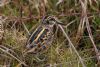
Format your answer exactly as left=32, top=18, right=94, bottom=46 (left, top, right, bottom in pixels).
left=19, top=2, right=31, bottom=36
left=64, top=19, right=77, bottom=28
left=58, top=25, right=86, bottom=67
left=0, top=11, right=99, bottom=23
left=86, top=17, right=100, bottom=62
left=22, top=21, right=31, bottom=36
left=80, top=0, right=100, bottom=63
left=11, top=20, right=17, bottom=29
left=0, top=45, right=27, bottom=66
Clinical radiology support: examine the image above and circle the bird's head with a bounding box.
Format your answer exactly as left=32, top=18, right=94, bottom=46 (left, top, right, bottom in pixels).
left=42, top=16, right=62, bottom=27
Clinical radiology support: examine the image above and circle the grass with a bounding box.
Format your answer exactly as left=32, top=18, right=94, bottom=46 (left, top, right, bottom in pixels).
left=0, top=0, right=100, bottom=67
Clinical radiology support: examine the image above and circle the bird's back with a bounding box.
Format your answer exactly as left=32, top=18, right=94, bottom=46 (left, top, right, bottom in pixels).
left=26, top=25, right=54, bottom=54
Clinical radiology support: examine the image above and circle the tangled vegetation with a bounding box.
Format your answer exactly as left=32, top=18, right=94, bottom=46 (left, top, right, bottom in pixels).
left=0, top=0, right=100, bottom=67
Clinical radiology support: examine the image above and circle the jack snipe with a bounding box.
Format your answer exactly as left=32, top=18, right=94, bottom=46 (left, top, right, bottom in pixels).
left=25, top=16, right=63, bottom=54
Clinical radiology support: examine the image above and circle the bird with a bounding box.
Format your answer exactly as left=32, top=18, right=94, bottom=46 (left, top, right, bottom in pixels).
left=25, top=16, right=62, bottom=54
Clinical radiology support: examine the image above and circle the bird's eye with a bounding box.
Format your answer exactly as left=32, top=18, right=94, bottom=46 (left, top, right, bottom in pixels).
left=49, top=18, right=54, bottom=20
left=42, top=16, right=56, bottom=25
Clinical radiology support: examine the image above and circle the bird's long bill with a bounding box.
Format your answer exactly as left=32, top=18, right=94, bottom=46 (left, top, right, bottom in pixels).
left=55, top=19, right=67, bottom=26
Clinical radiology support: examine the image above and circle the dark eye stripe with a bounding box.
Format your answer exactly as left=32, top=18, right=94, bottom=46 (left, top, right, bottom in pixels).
left=47, top=16, right=55, bottom=21
left=43, top=16, right=54, bottom=21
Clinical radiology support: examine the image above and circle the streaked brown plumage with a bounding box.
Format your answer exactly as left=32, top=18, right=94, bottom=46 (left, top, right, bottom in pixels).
left=25, top=16, right=62, bottom=54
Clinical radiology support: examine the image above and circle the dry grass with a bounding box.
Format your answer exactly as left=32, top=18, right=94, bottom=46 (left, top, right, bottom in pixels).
left=0, top=0, right=100, bottom=67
